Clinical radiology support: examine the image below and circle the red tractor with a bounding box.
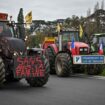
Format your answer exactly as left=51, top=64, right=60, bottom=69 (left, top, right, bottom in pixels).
left=42, top=29, right=104, bottom=77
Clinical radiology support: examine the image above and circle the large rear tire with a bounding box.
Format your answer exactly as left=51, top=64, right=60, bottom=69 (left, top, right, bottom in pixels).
left=46, top=47, right=56, bottom=74
left=55, top=53, right=72, bottom=77
left=0, top=57, right=5, bottom=87
left=26, top=55, right=50, bottom=87
left=87, top=64, right=104, bottom=75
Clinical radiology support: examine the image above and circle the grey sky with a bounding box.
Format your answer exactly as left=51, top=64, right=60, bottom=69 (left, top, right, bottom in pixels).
left=0, top=0, right=104, bottom=21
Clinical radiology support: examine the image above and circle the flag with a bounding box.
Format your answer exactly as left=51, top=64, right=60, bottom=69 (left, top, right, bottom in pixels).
left=79, top=25, right=83, bottom=38
left=25, top=11, right=32, bottom=23
left=56, top=23, right=61, bottom=33
left=71, top=37, right=76, bottom=55
left=98, top=43, right=104, bottom=55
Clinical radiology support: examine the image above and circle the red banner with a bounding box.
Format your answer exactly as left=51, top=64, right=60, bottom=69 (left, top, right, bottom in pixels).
left=14, top=56, right=45, bottom=78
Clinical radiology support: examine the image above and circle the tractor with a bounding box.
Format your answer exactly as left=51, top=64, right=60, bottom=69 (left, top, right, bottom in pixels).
left=42, top=29, right=104, bottom=77
left=87, top=33, right=105, bottom=74
left=0, top=13, right=50, bottom=87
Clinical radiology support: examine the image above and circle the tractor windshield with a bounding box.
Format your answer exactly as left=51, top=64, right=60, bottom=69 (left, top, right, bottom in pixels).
left=0, top=22, right=14, bottom=37
left=99, top=36, right=105, bottom=46
left=62, top=31, right=79, bottom=42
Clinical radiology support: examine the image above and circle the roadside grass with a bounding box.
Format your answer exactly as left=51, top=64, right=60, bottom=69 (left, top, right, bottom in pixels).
left=100, top=69, right=105, bottom=76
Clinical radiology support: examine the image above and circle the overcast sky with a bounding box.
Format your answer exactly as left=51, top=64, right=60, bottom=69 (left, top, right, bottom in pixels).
left=0, top=0, right=104, bottom=21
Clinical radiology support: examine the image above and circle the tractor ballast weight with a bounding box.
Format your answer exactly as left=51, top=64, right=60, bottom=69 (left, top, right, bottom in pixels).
left=0, top=13, right=50, bottom=87
left=43, top=29, right=104, bottom=76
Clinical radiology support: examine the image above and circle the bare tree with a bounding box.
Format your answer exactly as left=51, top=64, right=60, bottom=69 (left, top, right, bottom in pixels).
left=87, top=8, right=91, bottom=17
left=94, top=2, right=99, bottom=12
left=101, top=0, right=104, bottom=9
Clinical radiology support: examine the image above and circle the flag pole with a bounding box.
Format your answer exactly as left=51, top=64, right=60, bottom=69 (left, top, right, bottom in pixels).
left=79, top=24, right=83, bottom=38
left=57, top=23, right=62, bottom=51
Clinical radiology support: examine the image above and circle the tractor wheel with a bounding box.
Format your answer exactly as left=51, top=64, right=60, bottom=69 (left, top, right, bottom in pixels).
left=55, top=53, right=72, bottom=77
left=26, top=55, right=50, bottom=87
left=87, top=64, right=104, bottom=75
left=46, top=47, right=56, bottom=74
left=5, top=73, right=20, bottom=83
left=0, top=57, right=5, bottom=87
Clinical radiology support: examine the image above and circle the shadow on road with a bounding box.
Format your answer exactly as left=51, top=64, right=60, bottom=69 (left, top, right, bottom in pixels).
left=0, top=79, right=49, bottom=92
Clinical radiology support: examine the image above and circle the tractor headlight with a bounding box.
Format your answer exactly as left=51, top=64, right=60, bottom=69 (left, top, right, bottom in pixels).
left=14, top=51, right=18, bottom=56
left=80, top=48, right=83, bottom=51
left=13, top=52, right=18, bottom=56
left=14, top=51, right=23, bottom=56
left=84, top=48, right=88, bottom=51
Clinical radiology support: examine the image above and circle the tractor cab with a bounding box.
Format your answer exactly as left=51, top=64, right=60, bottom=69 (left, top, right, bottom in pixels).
left=91, top=33, right=105, bottom=53
left=0, top=13, right=16, bottom=38
left=56, top=30, right=80, bottom=52
left=0, top=21, right=15, bottom=37
left=61, top=30, right=79, bottom=42
left=56, top=29, right=89, bottom=55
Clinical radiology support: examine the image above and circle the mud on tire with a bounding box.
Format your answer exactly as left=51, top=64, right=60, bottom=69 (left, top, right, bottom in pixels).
left=26, top=55, right=50, bottom=87
left=0, top=57, right=5, bottom=87
left=55, top=53, right=72, bottom=77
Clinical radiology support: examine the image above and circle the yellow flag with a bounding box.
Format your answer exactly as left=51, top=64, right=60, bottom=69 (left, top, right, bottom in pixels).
left=56, top=23, right=61, bottom=33
left=25, top=11, right=32, bottom=23
left=79, top=25, right=83, bottom=38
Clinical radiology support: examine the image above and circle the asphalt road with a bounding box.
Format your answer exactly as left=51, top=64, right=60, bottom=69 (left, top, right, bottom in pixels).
left=0, top=75, right=105, bottom=105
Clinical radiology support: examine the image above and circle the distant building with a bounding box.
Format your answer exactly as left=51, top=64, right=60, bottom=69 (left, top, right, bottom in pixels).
left=31, top=19, right=65, bottom=35
left=56, top=19, right=65, bottom=24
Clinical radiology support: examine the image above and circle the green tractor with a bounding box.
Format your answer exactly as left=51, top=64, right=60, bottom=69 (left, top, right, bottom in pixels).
left=88, top=33, right=105, bottom=74
left=90, top=33, right=105, bottom=53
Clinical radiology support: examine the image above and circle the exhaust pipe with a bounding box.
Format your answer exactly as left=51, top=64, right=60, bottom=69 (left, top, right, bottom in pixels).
left=59, top=34, right=62, bottom=51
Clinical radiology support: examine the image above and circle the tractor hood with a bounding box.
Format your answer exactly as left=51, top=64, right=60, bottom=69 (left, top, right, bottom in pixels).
left=68, top=42, right=89, bottom=55
left=68, top=42, right=89, bottom=48
left=5, top=37, right=26, bottom=53
left=74, top=42, right=89, bottom=48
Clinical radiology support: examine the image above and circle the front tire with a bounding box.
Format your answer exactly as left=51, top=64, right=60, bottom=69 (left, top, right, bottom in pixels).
left=55, top=53, right=72, bottom=77
left=26, top=55, right=50, bottom=87
left=46, top=47, right=56, bottom=74
left=0, top=57, right=5, bottom=87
